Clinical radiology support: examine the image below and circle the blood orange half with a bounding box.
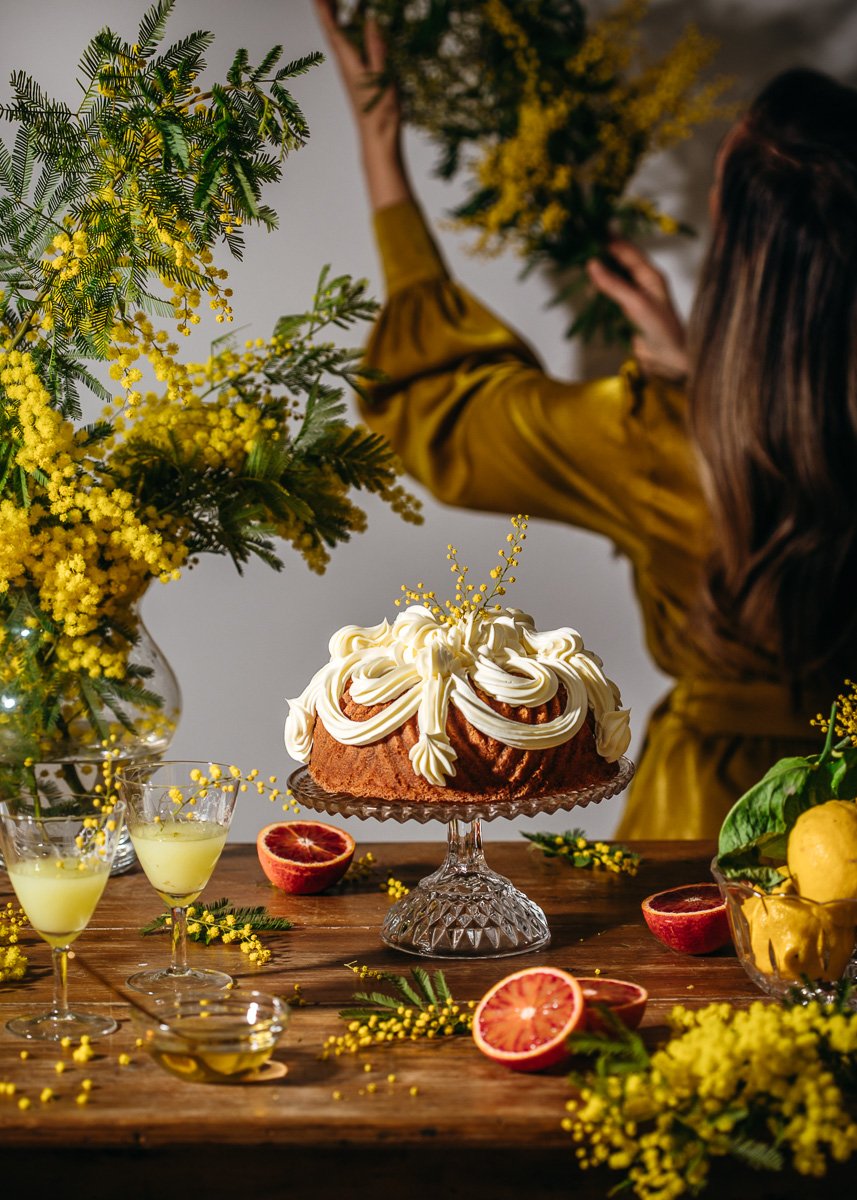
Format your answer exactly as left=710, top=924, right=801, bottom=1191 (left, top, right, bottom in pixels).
left=641, top=883, right=731, bottom=954
left=472, top=966, right=585, bottom=1072
left=256, top=820, right=355, bottom=894
left=576, top=977, right=648, bottom=1032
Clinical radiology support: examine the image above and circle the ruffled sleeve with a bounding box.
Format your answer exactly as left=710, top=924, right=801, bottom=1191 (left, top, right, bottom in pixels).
left=361, top=200, right=673, bottom=563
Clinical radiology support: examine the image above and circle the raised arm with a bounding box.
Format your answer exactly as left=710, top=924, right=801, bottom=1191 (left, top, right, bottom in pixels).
left=315, top=0, right=687, bottom=382
left=314, top=0, right=412, bottom=211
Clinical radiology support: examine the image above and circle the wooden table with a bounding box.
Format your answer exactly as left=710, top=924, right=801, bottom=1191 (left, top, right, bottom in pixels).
left=0, top=840, right=848, bottom=1198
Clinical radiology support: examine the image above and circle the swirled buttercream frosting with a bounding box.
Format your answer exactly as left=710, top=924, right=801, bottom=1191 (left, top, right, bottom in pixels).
left=285, top=605, right=630, bottom=803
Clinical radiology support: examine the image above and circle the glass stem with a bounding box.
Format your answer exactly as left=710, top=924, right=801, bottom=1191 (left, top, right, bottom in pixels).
left=445, top=818, right=486, bottom=873
left=168, top=905, right=190, bottom=976
left=51, top=945, right=70, bottom=1018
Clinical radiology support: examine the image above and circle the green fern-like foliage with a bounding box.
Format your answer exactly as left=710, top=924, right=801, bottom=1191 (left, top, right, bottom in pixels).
left=320, top=961, right=474, bottom=1054
left=0, top=3, right=421, bottom=801
left=141, top=896, right=293, bottom=939
left=0, top=0, right=321, bottom=372
left=107, top=267, right=409, bottom=573
left=339, top=962, right=459, bottom=1021
left=566, top=1010, right=652, bottom=1079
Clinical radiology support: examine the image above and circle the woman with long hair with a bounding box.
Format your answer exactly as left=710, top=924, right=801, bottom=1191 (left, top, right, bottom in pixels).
left=315, top=0, right=857, bottom=838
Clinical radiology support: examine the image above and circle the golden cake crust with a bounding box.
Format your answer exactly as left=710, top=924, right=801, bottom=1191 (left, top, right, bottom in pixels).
left=308, top=683, right=619, bottom=803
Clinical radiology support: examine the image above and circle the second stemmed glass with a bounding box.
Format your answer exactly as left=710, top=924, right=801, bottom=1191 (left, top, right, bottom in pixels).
left=119, top=761, right=239, bottom=996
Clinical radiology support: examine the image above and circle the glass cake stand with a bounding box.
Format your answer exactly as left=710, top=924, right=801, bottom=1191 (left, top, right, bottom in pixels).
left=287, top=757, right=635, bottom=959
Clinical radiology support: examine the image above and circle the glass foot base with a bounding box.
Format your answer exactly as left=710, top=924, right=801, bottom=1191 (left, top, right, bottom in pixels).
left=126, top=966, right=233, bottom=997
left=6, top=1009, right=118, bottom=1041
left=381, top=865, right=551, bottom=959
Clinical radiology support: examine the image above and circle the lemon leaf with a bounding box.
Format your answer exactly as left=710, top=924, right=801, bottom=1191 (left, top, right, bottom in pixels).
left=717, top=757, right=813, bottom=860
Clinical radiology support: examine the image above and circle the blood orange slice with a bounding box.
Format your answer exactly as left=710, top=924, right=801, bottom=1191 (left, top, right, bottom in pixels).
left=472, top=966, right=585, bottom=1072
left=256, top=820, right=355, bottom=894
left=576, top=977, right=648, bottom=1032
left=641, top=883, right=731, bottom=954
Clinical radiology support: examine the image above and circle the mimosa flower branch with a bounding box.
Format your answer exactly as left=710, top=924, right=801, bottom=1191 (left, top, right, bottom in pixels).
left=140, top=897, right=292, bottom=965
left=523, top=828, right=640, bottom=875
left=395, top=513, right=528, bottom=624
left=565, top=994, right=857, bottom=1197
left=0, top=902, right=28, bottom=984
left=0, top=0, right=421, bottom=798
left=343, top=0, right=733, bottom=343
left=321, top=962, right=475, bottom=1057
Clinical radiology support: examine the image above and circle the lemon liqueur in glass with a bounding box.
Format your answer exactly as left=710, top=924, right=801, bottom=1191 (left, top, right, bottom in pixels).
left=131, top=821, right=229, bottom=905
left=147, top=1019, right=276, bottom=1083
left=0, top=799, right=126, bottom=1040
left=8, top=858, right=112, bottom=945
left=137, top=992, right=287, bottom=1084
left=120, top=762, right=239, bottom=996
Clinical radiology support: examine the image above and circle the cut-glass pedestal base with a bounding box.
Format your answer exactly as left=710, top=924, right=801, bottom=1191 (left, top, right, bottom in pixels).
left=381, top=819, right=550, bottom=957
left=289, top=758, right=634, bottom=960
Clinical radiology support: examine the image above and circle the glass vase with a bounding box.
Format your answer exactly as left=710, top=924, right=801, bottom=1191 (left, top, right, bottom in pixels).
left=0, top=603, right=181, bottom=875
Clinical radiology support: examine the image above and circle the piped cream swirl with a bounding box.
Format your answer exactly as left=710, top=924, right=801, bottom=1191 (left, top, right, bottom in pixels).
left=284, top=605, right=630, bottom=787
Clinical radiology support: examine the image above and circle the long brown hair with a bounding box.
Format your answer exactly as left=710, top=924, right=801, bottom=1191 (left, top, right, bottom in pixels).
left=688, top=68, right=857, bottom=693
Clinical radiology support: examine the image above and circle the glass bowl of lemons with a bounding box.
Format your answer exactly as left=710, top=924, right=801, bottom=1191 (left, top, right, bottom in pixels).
left=130, top=990, right=289, bottom=1084
left=711, top=857, right=857, bottom=1004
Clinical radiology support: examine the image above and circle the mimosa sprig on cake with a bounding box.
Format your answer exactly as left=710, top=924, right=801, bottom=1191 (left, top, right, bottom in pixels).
left=394, top=514, right=528, bottom=625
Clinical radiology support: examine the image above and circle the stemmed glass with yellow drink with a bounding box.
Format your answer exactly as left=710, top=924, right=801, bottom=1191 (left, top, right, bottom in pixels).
left=119, top=761, right=239, bottom=996
left=0, top=796, right=126, bottom=1040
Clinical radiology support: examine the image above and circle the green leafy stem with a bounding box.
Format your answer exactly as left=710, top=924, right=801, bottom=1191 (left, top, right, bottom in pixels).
left=716, top=702, right=857, bottom=889
left=522, top=828, right=640, bottom=876
left=140, top=895, right=293, bottom=942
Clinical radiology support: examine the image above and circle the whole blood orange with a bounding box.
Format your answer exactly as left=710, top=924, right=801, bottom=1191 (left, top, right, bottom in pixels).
left=256, top=820, right=355, bottom=894
left=576, top=977, right=648, bottom=1032
left=641, top=883, right=731, bottom=954
left=472, top=966, right=585, bottom=1072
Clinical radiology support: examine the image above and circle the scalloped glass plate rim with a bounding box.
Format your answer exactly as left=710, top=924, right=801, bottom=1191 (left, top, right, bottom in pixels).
left=286, top=756, right=635, bottom=825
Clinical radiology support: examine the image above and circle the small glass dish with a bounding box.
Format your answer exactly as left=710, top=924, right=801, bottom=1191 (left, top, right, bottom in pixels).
left=129, top=990, right=288, bottom=1084
left=711, top=857, right=857, bottom=1005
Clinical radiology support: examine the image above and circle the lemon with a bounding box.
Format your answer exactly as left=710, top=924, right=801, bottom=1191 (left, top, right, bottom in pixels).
left=740, top=892, right=855, bottom=982
left=159, top=1052, right=199, bottom=1077
left=786, top=799, right=857, bottom=903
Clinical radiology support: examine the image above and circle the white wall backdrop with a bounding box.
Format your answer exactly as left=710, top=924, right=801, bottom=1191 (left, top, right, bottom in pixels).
left=3, top=1, right=855, bottom=844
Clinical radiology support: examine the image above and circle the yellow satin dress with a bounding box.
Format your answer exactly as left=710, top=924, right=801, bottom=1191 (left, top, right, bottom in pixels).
left=359, top=200, right=826, bottom=839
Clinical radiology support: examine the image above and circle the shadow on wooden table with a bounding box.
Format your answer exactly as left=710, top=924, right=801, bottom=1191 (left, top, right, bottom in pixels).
left=7, top=1144, right=850, bottom=1199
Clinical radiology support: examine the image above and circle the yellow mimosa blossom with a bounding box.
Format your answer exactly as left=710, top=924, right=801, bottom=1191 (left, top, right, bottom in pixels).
left=564, top=1000, right=857, bottom=1197
left=368, top=0, right=731, bottom=341
left=0, top=4, right=421, bottom=789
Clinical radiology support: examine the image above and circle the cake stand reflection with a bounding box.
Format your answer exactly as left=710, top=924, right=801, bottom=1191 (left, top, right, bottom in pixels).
left=287, top=758, right=635, bottom=959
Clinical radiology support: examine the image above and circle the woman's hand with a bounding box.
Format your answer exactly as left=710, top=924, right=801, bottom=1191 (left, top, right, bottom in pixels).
left=586, top=241, right=689, bottom=383
left=314, top=0, right=413, bottom=211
